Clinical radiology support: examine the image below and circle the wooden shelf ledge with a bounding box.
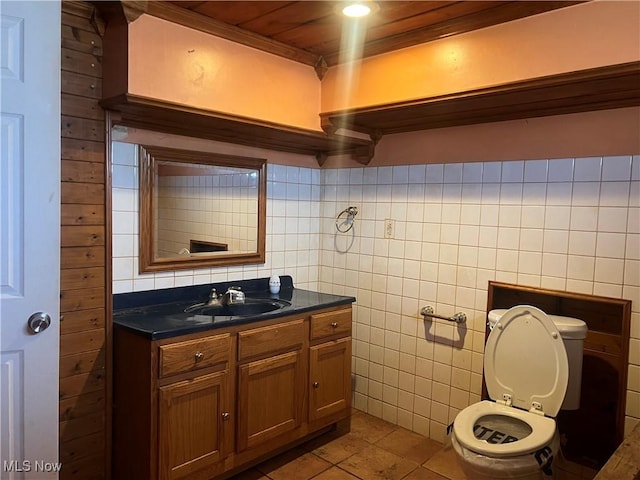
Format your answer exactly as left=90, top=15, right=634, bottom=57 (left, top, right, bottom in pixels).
left=101, top=94, right=374, bottom=166
left=320, top=61, right=640, bottom=137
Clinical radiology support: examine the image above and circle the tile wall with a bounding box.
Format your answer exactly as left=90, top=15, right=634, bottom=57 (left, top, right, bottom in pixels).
left=111, top=142, right=639, bottom=442
left=317, top=157, right=639, bottom=443
left=156, top=169, right=259, bottom=255
left=111, top=141, right=321, bottom=292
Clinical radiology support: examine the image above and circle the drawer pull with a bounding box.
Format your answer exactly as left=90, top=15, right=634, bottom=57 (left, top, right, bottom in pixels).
left=221, top=412, right=230, bottom=421
left=194, top=351, right=204, bottom=361
left=313, top=382, right=319, bottom=388
left=331, top=322, right=338, bottom=328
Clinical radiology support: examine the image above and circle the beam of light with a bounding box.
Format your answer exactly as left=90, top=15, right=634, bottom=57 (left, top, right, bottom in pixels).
left=333, top=16, right=368, bottom=151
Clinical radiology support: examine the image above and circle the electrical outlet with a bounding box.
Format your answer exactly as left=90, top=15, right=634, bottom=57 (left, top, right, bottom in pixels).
left=384, top=219, right=394, bottom=239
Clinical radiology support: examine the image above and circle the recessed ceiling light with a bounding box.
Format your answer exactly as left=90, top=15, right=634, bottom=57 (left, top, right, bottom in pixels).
left=341, top=2, right=378, bottom=18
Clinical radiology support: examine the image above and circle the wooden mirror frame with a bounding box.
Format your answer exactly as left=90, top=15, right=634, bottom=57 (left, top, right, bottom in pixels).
left=138, top=145, right=266, bottom=272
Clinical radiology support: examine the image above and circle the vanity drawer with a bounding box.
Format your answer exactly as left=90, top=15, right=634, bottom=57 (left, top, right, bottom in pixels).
left=238, top=319, right=304, bottom=362
left=159, top=333, right=230, bottom=378
left=310, top=308, right=352, bottom=340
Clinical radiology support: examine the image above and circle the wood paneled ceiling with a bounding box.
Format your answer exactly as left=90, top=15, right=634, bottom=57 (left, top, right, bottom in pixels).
left=160, top=1, right=581, bottom=68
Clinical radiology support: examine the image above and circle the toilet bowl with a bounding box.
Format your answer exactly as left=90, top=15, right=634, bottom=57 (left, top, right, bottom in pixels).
left=450, top=305, right=587, bottom=479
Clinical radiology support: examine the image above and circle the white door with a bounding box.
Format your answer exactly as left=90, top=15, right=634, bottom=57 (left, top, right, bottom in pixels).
left=1, top=1, right=61, bottom=478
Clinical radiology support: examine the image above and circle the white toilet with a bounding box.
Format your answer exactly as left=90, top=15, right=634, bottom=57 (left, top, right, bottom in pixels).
left=450, top=305, right=588, bottom=479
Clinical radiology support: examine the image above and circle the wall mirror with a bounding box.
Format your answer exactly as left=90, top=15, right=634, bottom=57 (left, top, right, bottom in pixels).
left=139, top=145, right=266, bottom=272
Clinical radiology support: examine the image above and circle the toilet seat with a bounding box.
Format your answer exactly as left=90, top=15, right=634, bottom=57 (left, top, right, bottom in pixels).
left=453, top=400, right=557, bottom=456
left=453, top=306, right=569, bottom=457
left=484, top=305, right=568, bottom=417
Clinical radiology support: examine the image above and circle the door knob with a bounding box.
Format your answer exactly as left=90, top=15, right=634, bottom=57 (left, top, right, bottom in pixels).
left=28, top=312, right=51, bottom=334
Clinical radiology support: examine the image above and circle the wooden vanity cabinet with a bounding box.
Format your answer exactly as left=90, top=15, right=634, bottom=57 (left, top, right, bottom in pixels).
left=112, top=306, right=353, bottom=480
left=236, top=319, right=306, bottom=453
left=159, top=370, right=230, bottom=480
left=308, top=309, right=352, bottom=427
left=157, top=333, right=232, bottom=480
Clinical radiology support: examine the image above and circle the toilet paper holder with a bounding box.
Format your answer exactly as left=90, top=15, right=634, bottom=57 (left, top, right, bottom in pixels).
left=420, top=305, right=467, bottom=324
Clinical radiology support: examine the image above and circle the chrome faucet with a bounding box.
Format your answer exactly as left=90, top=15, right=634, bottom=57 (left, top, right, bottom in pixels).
left=206, top=288, right=221, bottom=306
left=221, top=286, right=245, bottom=305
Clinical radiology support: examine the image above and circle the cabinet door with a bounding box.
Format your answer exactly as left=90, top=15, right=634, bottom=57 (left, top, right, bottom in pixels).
left=237, top=350, right=304, bottom=452
left=309, top=337, right=352, bottom=423
left=159, top=371, right=229, bottom=480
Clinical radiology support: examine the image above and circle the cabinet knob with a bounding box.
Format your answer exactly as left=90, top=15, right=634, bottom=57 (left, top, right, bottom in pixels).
left=194, top=351, right=204, bottom=361
left=221, top=412, right=230, bottom=421
left=330, top=322, right=338, bottom=328
left=313, top=382, right=319, bottom=388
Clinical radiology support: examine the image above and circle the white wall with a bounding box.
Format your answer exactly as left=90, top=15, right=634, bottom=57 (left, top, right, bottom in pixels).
left=111, top=145, right=640, bottom=442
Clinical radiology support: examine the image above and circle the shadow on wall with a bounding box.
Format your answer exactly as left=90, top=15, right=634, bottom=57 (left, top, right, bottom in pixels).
left=423, top=318, right=467, bottom=349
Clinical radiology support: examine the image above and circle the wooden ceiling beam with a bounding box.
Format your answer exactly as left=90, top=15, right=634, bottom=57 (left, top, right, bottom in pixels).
left=144, top=1, right=321, bottom=67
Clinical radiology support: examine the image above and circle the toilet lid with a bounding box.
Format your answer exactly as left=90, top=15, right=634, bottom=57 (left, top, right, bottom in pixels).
left=484, top=305, right=568, bottom=417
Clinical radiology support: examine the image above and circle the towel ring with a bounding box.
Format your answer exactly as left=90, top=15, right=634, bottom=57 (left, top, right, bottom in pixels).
left=335, top=206, right=358, bottom=233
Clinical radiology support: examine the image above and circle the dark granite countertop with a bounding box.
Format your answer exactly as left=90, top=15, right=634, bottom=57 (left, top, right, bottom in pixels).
left=113, top=276, right=356, bottom=340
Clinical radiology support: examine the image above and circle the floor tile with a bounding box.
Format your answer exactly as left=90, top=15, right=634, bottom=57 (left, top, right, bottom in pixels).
left=312, top=466, right=362, bottom=480
left=422, top=444, right=467, bottom=480
left=375, top=428, right=444, bottom=464
left=348, top=411, right=398, bottom=444
left=256, top=447, right=331, bottom=480
left=306, top=431, right=371, bottom=464
left=402, top=466, right=451, bottom=480
left=338, top=444, right=418, bottom=480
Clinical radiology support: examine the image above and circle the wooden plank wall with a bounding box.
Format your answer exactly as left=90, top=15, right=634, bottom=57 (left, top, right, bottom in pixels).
left=59, top=2, right=110, bottom=479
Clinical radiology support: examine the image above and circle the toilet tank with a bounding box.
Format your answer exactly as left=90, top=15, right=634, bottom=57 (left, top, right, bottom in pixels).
left=488, top=308, right=588, bottom=410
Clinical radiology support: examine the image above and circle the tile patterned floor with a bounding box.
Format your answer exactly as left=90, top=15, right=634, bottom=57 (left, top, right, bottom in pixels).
left=232, top=410, right=599, bottom=480
left=232, top=411, right=460, bottom=480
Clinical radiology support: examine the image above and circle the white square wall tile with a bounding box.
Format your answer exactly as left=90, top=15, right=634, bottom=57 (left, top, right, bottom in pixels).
left=574, top=157, right=602, bottom=182
left=444, top=163, right=463, bottom=183
left=568, top=231, right=596, bottom=256
left=524, top=160, right=548, bottom=182
left=571, top=182, right=600, bottom=206
left=482, top=162, right=502, bottom=182
left=567, top=255, right=595, bottom=281
left=544, top=206, right=570, bottom=230
left=543, top=230, right=569, bottom=254
left=598, top=207, right=629, bottom=233
left=633, top=155, right=640, bottom=181
left=596, top=232, right=627, bottom=259
left=602, top=156, right=632, bottom=181
left=600, top=182, right=630, bottom=207
left=521, top=206, right=545, bottom=229
left=548, top=158, right=574, bottom=182
left=546, top=182, right=573, bottom=206
left=463, top=163, right=483, bottom=183
left=497, top=227, right=520, bottom=250
left=594, top=257, right=624, bottom=285
left=112, top=141, right=138, bottom=166
left=519, top=228, right=543, bottom=252
left=498, top=205, right=521, bottom=227
left=570, top=206, right=599, bottom=231
left=502, top=161, right=524, bottom=183
left=624, top=260, right=640, bottom=287
left=542, top=252, right=568, bottom=278
left=627, top=234, right=640, bottom=261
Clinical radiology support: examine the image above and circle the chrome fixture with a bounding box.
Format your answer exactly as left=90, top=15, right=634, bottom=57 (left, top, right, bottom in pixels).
left=207, top=288, right=221, bottom=306
left=335, top=206, right=358, bottom=233
left=420, top=305, right=467, bottom=324
left=221, top=286, right=245, bottom=305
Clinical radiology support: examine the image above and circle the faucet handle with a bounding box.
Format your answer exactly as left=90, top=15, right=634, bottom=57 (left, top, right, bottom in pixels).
left=209, top=288, right=218, bottom=299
